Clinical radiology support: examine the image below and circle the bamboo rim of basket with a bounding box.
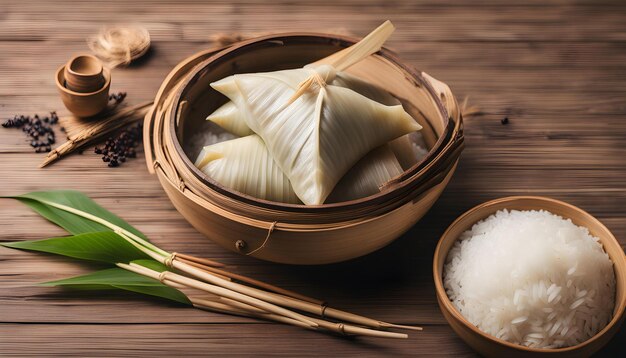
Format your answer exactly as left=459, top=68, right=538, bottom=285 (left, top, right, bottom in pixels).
left=143, top=45, right=230, bottom=173
left=144, top=33, right=463, bottom=226
left=174, top=35, right=461, bottom=206
left=154, top=162, right=458, bottom=233
left=169, top=34, right=461, bottom=213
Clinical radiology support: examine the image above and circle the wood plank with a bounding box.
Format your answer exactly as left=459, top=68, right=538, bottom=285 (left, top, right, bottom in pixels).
left=2, top=2, right=626, bottom=43
left=1, top=0, right=625, bottom=356
left=0, top=323, right=622, bottom=357
left=2, top=42, right=626, bottom=117
left=0, top=323, right=473, bottom=357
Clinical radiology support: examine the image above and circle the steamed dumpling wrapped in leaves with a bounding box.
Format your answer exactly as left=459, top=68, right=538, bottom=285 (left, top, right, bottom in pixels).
left=210, top=22, right=420, bottom=204
left=207, top=101, right=254, bottom=137
left=195, top=135, right=300, bottom=204
left=206, top=101, right=427, bottom=173
left=205, top=78, right=422, bottom=200
left=389, top=132, right=429, bottom=170
left=195, top=135, right=405, bottom=204
left=207, top=71, right=399, bottom=137
left=204, top=102, right=423, bottom=201
left=212, top=64, right=420, bottom=205
left=326, top=145, right=402, bottom=203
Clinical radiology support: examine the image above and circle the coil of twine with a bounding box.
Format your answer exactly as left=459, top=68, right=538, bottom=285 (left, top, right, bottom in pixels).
left=87, top=25, right=151, bottom=67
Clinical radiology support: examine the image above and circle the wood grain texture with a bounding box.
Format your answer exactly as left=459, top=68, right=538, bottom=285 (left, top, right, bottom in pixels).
left=0, top=0, right=624, bottom=356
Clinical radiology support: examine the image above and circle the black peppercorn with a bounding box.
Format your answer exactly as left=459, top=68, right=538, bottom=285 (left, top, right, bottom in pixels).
left=2, top=111, right=58, bottom=153
left=501, top=117, right=509, bottom=125
left=94, top=122, right=142, bottom=168
left=108, top=92, right=127, bottom=104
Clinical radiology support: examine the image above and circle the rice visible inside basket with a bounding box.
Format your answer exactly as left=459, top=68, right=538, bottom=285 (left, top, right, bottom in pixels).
left=443, top=209, right=616, bottom=348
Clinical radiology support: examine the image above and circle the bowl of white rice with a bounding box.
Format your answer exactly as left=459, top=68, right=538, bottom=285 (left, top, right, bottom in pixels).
left=433, top=196, right=625, bottom=357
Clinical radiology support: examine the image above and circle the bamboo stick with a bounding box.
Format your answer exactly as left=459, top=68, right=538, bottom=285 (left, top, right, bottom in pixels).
left=289, top=20, right=394, bottom=104
left=171, top=259, right=317, bottom=315
left=262, top=289, right=422, bottom=331
left=217, top=297, right=268, bottom=314
left=192, top=297, right=407, bottom=339
left=116, top=236, right=228, bottom=283
left=172, top=259, right=421, bottom=331
left=162, top=270, right=319, bottom=328
left=120, top=230, right=418, bottom=333
left=380, top=322, right=423, bottom=332
left=126, top=262, right=211, bottom=290
left=120, top=262, right=318, bottom=328
left=176, top=256, right=322, bottom=305
left=173, top=258, right=232, bottom=281
left=191, top=298, right=313, bottom=330
left=175, top=252, right=225, bottom=268
left=311, top=318, right=408, bottom=339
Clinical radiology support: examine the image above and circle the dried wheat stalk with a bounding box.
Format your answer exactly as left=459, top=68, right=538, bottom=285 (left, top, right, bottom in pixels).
left=40, top=102, right=152, bottom=168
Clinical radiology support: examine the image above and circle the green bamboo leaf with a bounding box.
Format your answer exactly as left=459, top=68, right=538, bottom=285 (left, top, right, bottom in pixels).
left=7, top=190, right=146, bottom=239
left=41, top=266, right=163, bottom=287
left=0, top=231, right=150, bottom=264
left=42, top=267, right=191, bottom=305
left=112, top=284, right=191, bottom=305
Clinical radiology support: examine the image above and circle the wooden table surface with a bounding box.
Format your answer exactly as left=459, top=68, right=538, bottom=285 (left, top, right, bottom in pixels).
left=1, top=0, right=625, bottom=356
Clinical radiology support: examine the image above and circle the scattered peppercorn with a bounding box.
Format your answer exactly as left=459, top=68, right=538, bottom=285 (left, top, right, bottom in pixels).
left=2, top=94, right=129, bottom=156
left=94, top=122, right=142, bottom=168
left=501, top=117, right=509, bottom=125
left=2, top=111, right=59, bottom=153
left=108, top=92, right=127, bottom=104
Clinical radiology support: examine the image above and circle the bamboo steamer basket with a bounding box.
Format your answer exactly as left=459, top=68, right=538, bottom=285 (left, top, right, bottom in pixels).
left=144, top=33, right=464, bottom=265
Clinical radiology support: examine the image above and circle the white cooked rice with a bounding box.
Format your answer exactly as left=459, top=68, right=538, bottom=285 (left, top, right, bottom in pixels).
left=443, top=209, right=615, bottom=348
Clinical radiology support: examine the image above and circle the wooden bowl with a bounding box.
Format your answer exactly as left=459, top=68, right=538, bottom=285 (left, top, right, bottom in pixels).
left=55, top=64, right=110, bottom=117
left=144, top=33, right=464, bottom=264
left=433, top=196, right=626, bottom=357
